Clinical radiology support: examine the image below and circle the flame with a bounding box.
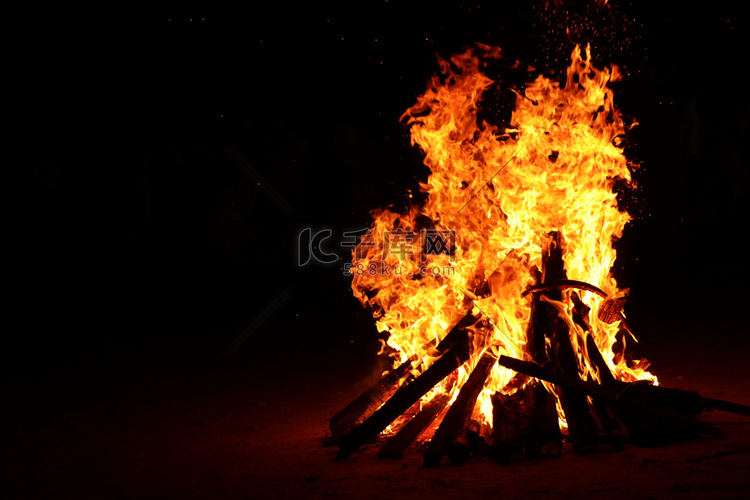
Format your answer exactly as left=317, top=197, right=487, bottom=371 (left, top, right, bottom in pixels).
left=351, top=44, right=654, bottom=432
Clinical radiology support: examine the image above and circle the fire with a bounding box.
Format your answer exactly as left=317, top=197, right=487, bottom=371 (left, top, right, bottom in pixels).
left=351, top=44, right=655, bottom=433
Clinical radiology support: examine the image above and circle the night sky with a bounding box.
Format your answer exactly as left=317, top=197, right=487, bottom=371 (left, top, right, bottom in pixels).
left=9, top=1, right=748, bottom=377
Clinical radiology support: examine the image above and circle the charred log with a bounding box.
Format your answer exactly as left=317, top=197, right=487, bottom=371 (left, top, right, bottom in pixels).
left=491, top=390, right=525, bottom=462
left=423, top=352, right=496, bottom=467
left=329, top=357, right=415, bottom=436
left=377, top=394, right=450, bottom=459
left=522, top=279, right=607, bottom=298
left=498, top=355, right=614, bottom=399
left=524, top=382, right=563, bottom=458
left=435, top=314, right=475, bottom=353
left=497, top=354, right=750, bottom=447
left=447, top=425, right=487, bottom=464
left=541, top=232, right=598, bottom=453
left=614, top=384, right=721, bottom=446
left=584, top=333, right=619, bottom=391
left=336, top=341, right=471, bottom=459
left=574, top=296, right=621, bottom=436
left=526, top=265, right=548, bottom=365
left=330, top=313, right=474, bottom=437
left=597, top=297, right=627, bottom=324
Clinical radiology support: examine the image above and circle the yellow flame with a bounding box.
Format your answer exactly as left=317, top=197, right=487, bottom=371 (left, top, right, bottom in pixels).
left=352, top=44, right=655, bottom=431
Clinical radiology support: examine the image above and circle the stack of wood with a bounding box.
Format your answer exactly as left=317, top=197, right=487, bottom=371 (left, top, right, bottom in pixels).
left=328, top=232, right=750, bottom=466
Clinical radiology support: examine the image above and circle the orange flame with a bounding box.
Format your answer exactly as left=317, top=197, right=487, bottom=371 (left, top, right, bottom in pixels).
left=352, top=44, right=654, bottom=431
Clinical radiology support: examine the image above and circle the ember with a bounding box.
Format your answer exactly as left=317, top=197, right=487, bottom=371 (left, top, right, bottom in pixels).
left=329, top=44, right=750, bottom=465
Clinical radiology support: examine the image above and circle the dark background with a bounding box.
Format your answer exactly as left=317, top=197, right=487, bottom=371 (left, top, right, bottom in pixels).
left=8, top=0, right=748, bottom=379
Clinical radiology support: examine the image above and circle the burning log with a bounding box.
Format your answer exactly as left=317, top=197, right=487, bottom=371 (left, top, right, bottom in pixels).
left=446, top=424, right=487, bottom=464
left=540, top=233, right=599, bottom=453
left=491, top=379, right=564, bottom=461
left=423, top=352, right=496, bottom=467
left=584, top=334, right=618, bottom=390
left=329, top=357, right=416, bottom=436
left=498, top=354, right=696, bottom=412
left=329, top=314, right=474, bottom=437
left=522, top=265, right=563, bottom=456
left=572, top=294, right=621, bottom=437
left=524, top=382, right=563, bottom=458
left=434, top=313, right=475, bottom=352
left=333, top=44, right=746, bottom=466
left=491, top=390, right=525, bottom=462
left=586, top=374, right=621, bottom=439
left=336, top=341, right=471, bottom=459
left=497, top=354, right=750, bottom=445
left=377, top=394, right=450, bottom=459
left=498, top=355, right=612, bottom=399
left=522, top=279, right=607, bottom=298
left=597, top=297, right=627, bottom=324
left=526, top=266, right=548, bottom=364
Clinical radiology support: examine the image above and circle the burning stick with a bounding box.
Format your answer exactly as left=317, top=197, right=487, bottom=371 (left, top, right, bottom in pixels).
left=377, top=394, right=451, bottom=459
left=423, top=352, right=496, bottom=467
left=597, top=297, right=627, bottom=324
left=573, top=294, right=621, bottom=436
left=498, top=355, right=750, bottom=441
left=329, top=357, right=416, bottom=436
left=522, top=279, right=607, bottom=298
left=584, top=333, right=618, bottom=390
left=336, top=341, right=471, bottom=459
left=521, top=265, right=563, bottom=456
left=329, top=314, right=474, bottom=436
left=541, top=233, right=599, bottom=452
left=498, top=355, right=613, bottom=399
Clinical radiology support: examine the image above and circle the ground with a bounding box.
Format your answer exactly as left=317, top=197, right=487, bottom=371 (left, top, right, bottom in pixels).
left=3, top=307, right=749, bottom=500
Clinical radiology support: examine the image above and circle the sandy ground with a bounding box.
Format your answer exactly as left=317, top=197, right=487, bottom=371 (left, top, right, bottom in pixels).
left=3, top=310, right=749, bottom=500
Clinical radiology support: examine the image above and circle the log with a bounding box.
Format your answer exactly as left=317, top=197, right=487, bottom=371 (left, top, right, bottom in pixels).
left=586, top=374, right=620, bottom=436
left=574, top=296, right=620, bottom=436
left=540, top=232, right=598, bottom=453
left=435, top=314, right=475, bottom=352
left=526, top=266, right=548, bottom=364
left=699, top=396, right=750, bottom=417
left=329, top=313, right=473, bottom=436
left=329, top=357, right=415, bottom=436
left=571, top=292, right=592, bottom=334
left=498, top=353, right=750, bottom=421
left=522, top=279, right=607, bottom=298
left=524, top=382, right=563, bottom=458
left=336, top=341, right=471, bottom=459
left=521, top=265, right=562, bottom=457
left=447, top=424, right=487, bottom=464
left=423, top=352, right=496, bottom=467
left=491, top=390, right=525, bottom=462
left=377, top=394, right=450, bottom=459
left=614, top=385, right=721, bottom=446
left=585, top=334, right=618, bottom=390
left=597, top=297, right=627, bottom=324
left=499, top=354, right=615, bottom=400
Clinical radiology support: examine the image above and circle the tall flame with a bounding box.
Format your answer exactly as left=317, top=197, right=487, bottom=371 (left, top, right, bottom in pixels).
left=351, top=44, right=654, bottom=431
